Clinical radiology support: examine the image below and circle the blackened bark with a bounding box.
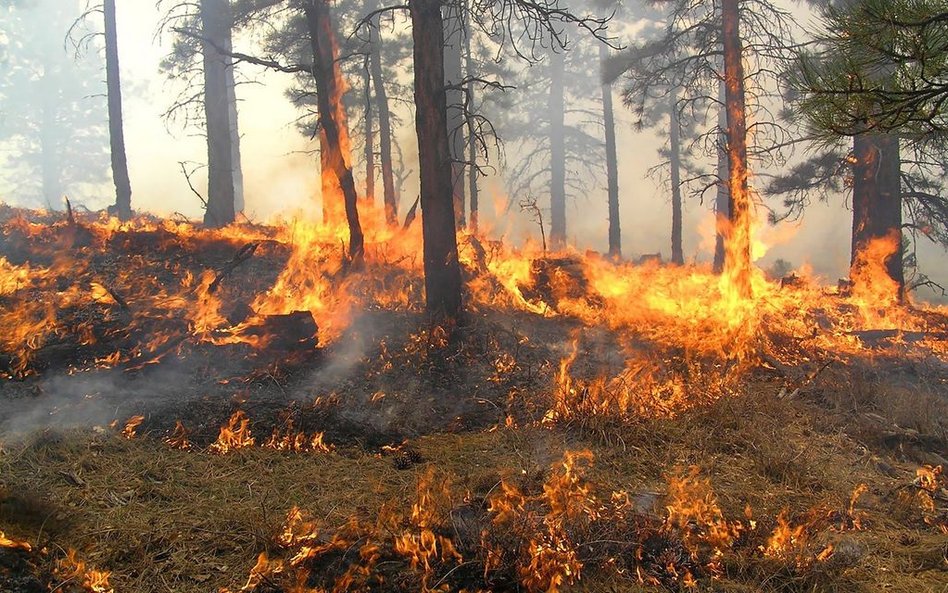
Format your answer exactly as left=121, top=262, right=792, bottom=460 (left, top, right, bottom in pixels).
left=601, top=43, right=621, bottom=259
left=104, top=0, right=132, bottom=220
left=713, top=85, right=729, bottom=273
left=364, top=62, right=376, bottom=204
left=224, top=27, right=244, bottom=214
left=201, top=0, right=236, bottom=228
left=443, top=0, right=466, bottom=228
left=303, top=0, right=364, bottom=260
left=722, top=0, right=752, bottom=297
left=669, top=93, right=684, bottom=266
left=549, top=50, right=567, bottom=249
left=465, top=2, right=479, bottom=232
left=852, top=133, right=904, bottom=294
left=409, top=0, right=463, bottom=319
left=369, top=20, right=397, bottom=225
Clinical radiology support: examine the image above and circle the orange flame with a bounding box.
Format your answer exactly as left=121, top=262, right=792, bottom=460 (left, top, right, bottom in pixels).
left=0, top=530, right=31, bottom=551
left=209, top=411, right=255, bottom=454
left=120, top=415, right=144, bottom=439
left=163, top=421, right=192, bottom=450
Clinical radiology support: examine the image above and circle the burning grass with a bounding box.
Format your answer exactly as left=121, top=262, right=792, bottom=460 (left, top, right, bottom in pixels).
left=1, top=386, right=946, bottom=593
left=1, top=206, right=947, bottom=591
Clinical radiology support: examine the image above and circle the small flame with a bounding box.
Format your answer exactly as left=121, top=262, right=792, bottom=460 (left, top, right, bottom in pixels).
left=0, top=530, right=31, bottom=551
left=120, top=415, right=145, bottom=439
left=265, top=421, right=333, bottom=454
left=163, top=421, right=192, bottom=450
left=209, top=411, right=255, bottom=454
left=56, top=549, right=113, bottom=593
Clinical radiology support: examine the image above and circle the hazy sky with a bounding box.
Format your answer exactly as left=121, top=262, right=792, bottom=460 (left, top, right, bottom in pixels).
left=1, top=2, right=945, bottom=296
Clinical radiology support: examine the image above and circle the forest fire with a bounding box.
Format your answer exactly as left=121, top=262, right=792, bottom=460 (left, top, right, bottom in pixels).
left=1, top=208, right=942, bottom=394
left=3, top=0, right=948, bottom=591
left=1, top=202, right=946, bottom=591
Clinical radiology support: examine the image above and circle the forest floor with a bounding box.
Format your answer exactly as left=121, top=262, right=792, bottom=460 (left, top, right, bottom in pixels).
left=0, top=207, right=946, bottom=593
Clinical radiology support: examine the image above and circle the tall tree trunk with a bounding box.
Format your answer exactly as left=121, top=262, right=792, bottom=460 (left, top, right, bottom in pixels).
left=669, top=92, right=684, bottom=266
left=851, top=133, right=904, bottom=295
left=303, top=0, right=364, bottom=260
left=600, top=43, right=621, bottom=259
left=201, top=0, right=236, bottom=228
left=713, top=84, right=729, bottom=273
left=223, top=27, right=244, bottom=215
left=443, top=0, right=466, bottom=228
left=104, top=0, right=131, bottom=220
left=368, top=19, right=397, bottom=225
left=549, top=50, right=567, bottom=249
left=409, top=0, right=463, bottom=319
left=363, top=61, right=375, bottom=205
left=464, top=1, right=479, bottom=231
left=721, top=0, right=752, bottom=297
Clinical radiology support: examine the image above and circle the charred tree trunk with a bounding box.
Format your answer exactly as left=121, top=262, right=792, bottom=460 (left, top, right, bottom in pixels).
left=669, top=93, right=684, bottom=266
left=104, top=0, right=132, bottom=221
left=851, top=133, right=904, bottom=295
left=713, top=86, right=729, bottom=274
left=443, top=0, right=466, bottom=229
left=465, top=3, right=479, bottom=232
left=201, top=0, right=236, bottom=228
left=409, top=0, right=463, bottom=319
left=303, top=0, right=364, bottom=261
left=601, top=43, right=621, bottom=259
left=721, top=0, right=752, bottom=297
left=368, top=19, right=397, bottom=225
left=549, top=50, right=567, bottom=250
left=363, top=61, right=376, bottom=205
left=224, top=29, right=244, bottom=215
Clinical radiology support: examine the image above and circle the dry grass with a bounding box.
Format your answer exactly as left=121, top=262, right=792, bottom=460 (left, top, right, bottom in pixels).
left=1, top=384, right=945, bottom=593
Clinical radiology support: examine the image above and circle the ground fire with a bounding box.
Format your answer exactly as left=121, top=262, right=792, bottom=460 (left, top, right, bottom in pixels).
left=2, top=1, right=948, bottom=592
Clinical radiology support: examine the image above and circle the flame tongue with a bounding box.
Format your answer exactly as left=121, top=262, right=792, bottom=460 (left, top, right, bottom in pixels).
left=0, top=530, right=32, bottom=551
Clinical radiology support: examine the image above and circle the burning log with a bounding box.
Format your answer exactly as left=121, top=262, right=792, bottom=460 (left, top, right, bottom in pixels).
left=519, top=256, right=600, bottom=311
left=635, top=253, right=663, bottom=266
left=242, top=311, right=318, bottom=351
left=780, top=273, right=806, bottom=289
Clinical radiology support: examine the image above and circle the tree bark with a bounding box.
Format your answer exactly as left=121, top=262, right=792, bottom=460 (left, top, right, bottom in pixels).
left=669, top=92, right=684, bottom=266
left=223, top=25, right=244, bottom=215
left=302, top=0, right=364, bottom=260
left=368, top=19, right=397, bottom=225
left=201, top=0, right=236, bottom=228
left=721, top=0, right=752, bottom=297
left=851, top=133, right=904, bottom=294
left=713, top=82, right=729, bottom=273
left=600, top=43, right=621, bottom=259
left=104, top=0, right=132, bottom=221
left=464, top=2, right=478, bottom=232
left=363, top=61, right=375, bottom=205
left=409, top=0, right=463, bottom=319
left=549, top=50, right=567, bottom=249
left=443, top=0, right=466, bottom=228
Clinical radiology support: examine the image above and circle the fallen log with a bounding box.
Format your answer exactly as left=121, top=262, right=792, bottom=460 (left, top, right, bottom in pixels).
left=241, top=311, right=319, bottom=351
left=849, top=329, right=948, bottom=347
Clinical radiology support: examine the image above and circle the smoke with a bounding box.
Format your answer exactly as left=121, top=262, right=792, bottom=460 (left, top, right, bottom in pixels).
left=0, top=364, right=197, bottom=439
